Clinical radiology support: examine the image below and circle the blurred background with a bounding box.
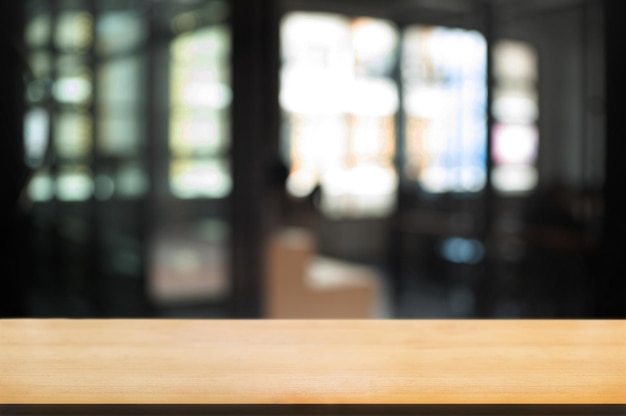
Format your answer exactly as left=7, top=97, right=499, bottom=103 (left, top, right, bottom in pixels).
left=1, top=0, right=624, bottom=319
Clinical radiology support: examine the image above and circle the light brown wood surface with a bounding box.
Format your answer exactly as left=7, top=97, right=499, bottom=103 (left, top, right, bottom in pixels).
left=1, top=319, right=625, bottom=404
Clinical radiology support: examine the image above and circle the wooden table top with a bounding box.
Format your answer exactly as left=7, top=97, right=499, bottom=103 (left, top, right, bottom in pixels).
left=1, top=319, right=625, bottom=405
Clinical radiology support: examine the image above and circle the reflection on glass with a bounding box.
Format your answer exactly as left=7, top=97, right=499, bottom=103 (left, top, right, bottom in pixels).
left=170, top=158, right=231, bottom=199
left=403, top=25, right=487, bottom=193
left=54, top=111, right=92, bottom=159
left=280, top=12, right=398, bottom=218
left=57, top=167, right=94, bottom=201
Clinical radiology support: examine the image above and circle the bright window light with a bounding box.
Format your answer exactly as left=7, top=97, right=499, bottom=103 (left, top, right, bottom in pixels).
left=492, top=39, right=539, bottom=194
left=24, top=107, right=49, bottom=168
left=54, top=112, right=92, bottom=159
left=319, top=164, right=398, bottom=219
left=281, top=12, right=398, bottom=218
left=53, top=76, right=92, bottom=105
left=402, top=25, right=487, bottom=194
left=170, top=159, right=231, bottom=199
left=494, top=40, right=538, bottom=82
left=492, top=91, right=538, bottom=124
left=492, top=165, right=538, bottom=194
left=57, top=168, right=93, bottom=201
left=493, top=123, right=538, bottom=165
left=169, top=25, right=231, bottom=199
left=170, top=112, right=225, bottom=156
left=55, top=11, right=93, bottom=52
left=27, top=171, right=54, bottom=202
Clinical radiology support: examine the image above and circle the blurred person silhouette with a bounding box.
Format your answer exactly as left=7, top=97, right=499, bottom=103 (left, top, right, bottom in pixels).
left=266, top=157, right=321, bottom=232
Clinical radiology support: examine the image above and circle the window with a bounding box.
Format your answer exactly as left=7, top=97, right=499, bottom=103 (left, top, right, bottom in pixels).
left=402, top=25, right=487, bottom=194
left=24, top=1, right=96, bottom=203
left=96, top=6, right=147, bottom=201
left=491, top=40, right=539, bottom=194
left=281, top=12, right=494, bottom=219
left=149, top=2, right=232, bottom=310
left=169, top=24, right=231, bottom=199
left=281, top=11, right=540, bottom=206
left=21, top=0, right=153, bottom=316
left=281, top=12, right=398, bottom=219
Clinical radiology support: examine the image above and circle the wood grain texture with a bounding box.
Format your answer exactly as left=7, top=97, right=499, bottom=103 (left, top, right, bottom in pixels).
left=1, top=320, right=625, bottom=404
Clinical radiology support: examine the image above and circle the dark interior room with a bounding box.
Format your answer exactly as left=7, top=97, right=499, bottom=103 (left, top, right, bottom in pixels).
left=1, top=0, right=624, bottom=320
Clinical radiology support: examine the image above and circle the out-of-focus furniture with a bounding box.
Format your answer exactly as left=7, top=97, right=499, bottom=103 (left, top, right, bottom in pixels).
left=265, top=228, right=387, bottom=318
left=149, top=226, right=228, bottom=306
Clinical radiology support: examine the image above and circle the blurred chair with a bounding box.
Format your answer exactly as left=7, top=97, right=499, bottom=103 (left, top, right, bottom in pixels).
left=265, top=227, right=388, bottom=318
left=149, top=226, right=228, bottom=307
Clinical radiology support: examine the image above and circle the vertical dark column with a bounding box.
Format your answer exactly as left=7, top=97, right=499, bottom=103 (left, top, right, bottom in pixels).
left=389, top=25, right=407, bottom=310
left=49, top=0, right=64, bottom=315
left=229, top=0, right=279, bottom=318
left=580, top=1, right=589, bottom=191
left=142, top=1, right=160, bottom=317
left=597, top=0, right=626, bottom=317
left=474, top=0, right=496, bottom=317
left=0, top=0, right=26, bottom=316
left=87, top=0, right=104, bottom=316
left=0, top=1, right=25, bottom=205
left=483, top=1, right=496, bottom=229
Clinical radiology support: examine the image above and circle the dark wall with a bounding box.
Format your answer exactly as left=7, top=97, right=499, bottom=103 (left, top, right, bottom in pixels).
left=0, top=2, right=28, bottom=316
left=596, top=0, right=626, bottom=316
